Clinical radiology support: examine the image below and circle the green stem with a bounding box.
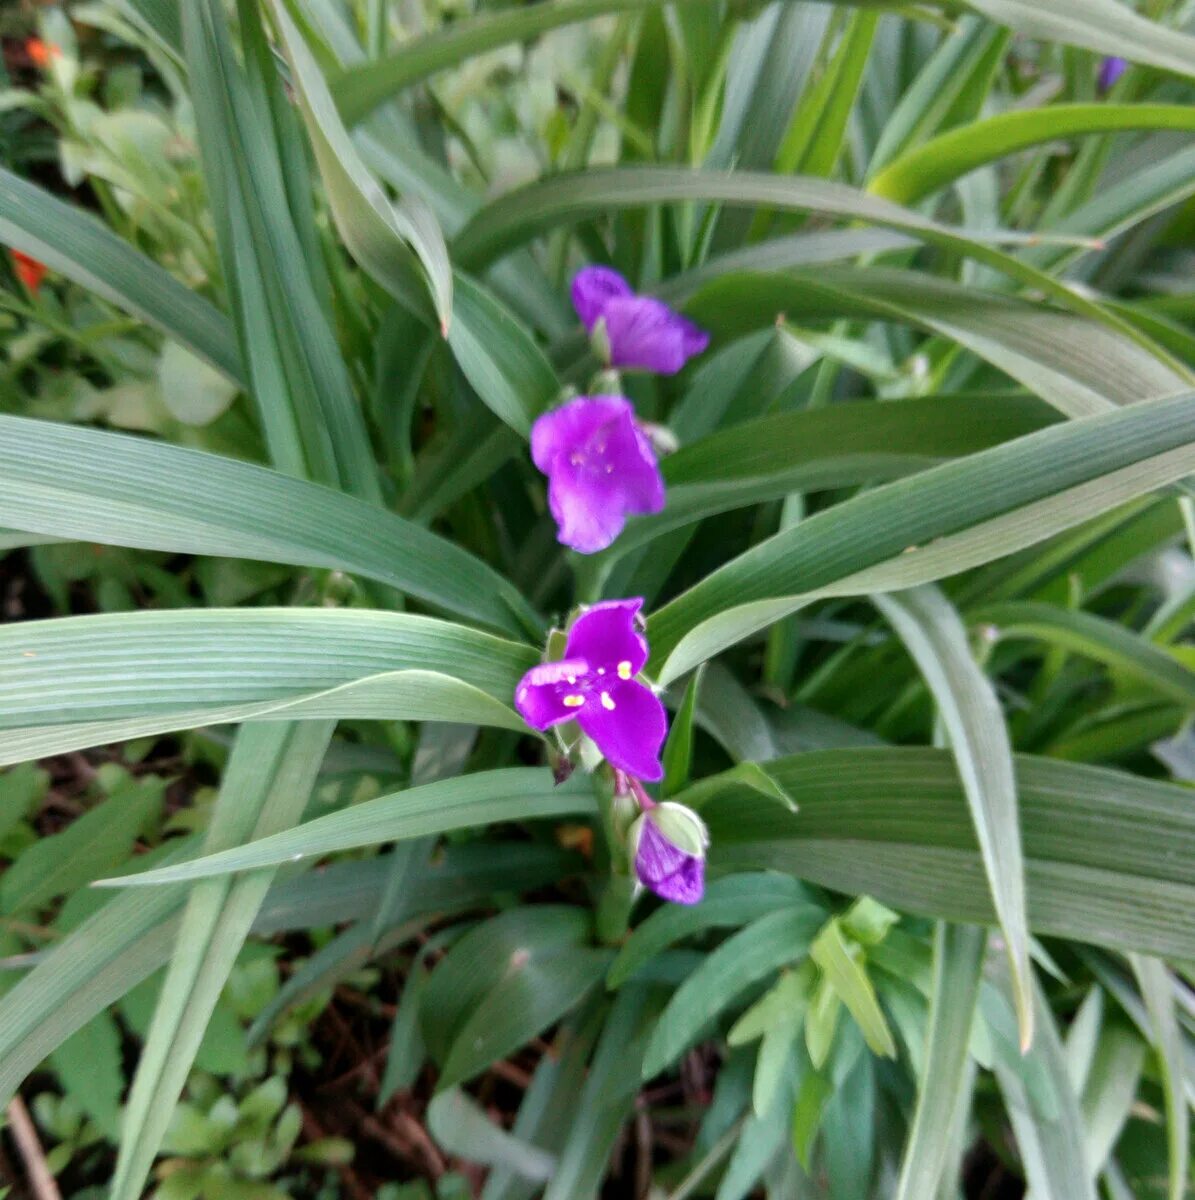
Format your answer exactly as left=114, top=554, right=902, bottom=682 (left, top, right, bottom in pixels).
left=592, top=767, right=637, bottom=945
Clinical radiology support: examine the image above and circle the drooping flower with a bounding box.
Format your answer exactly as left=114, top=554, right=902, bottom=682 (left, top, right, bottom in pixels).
left=572, top=266, right=709, bottom=375
left=11, top=250, right=47, bottom=293
left=630, top=801, right=708, bottom=905
left=514, top=598, right=667, bottom=781
left=1098, top=57, right=1127, bottom=92
left=530, top=395, right=664, bottom=554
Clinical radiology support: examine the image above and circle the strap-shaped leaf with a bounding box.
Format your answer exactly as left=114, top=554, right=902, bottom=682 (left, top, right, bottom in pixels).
left=648, top=391, right=1195, bottom=682
left=875, top=586, right=1032, bottom=1047
left=696, top=748, right=1195, bottom=960
left=110, top=722, right=333, bottom=1200
left=894, top=923, right=986, bottom=1200
left=98, top=769, right=596, bottom=887
left=271, top=0, right=452, bottom=330
left=452, top=166, right=1188, bottom=378
left=603, top=394, right=1057, bottom=560
left=0, top=608, right=536, bottom=763
left=962, top=0, right=1195, bottom=81
left=683, top=268, right=1184, bottom=417
left=0, top=414, right=537, bottom=635
left=333, top=0, right=732, bottom=125
left=871, top=104, right=1195, bottom=206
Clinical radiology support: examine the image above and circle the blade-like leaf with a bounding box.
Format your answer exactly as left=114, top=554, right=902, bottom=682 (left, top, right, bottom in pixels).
left=0, top=608, right=536, bottom=763
left=271, top=0, right=452, bottom=329
left=608, top=874, right=814, bottom=988
left=871, top=104, right=1195, bottom=206
left=962, top=0, right=1195, bottom=81
left=110, top=721, right=333, bottom=1200
left=97, top=769, right=595, bottom=886
left=1129, top=955, right=1188, bottom=1200
left=648, top=391, right=1195, bottom=683
left=641, top=906, right=824, bottom=1077
left=0, top=415, right=538, bottom=635
left=992, top=977, right=1096, bottom=1200
left=893, top=923, right=986, bottom=1200
left=453, top=166, right=1186, bottom=376
left=875, top=586, right=1032, bottom=1047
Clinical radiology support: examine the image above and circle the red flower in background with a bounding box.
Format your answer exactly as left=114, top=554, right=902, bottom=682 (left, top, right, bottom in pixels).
left=25, top=38, right=61, bottom=70
left=11, top=250, right=47, bottom=293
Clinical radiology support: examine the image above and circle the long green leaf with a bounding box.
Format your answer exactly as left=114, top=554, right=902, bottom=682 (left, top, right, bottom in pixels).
left=334, top=0, right=726, bottom=125
left=871, top=105, right=1195, bottom=206
left=875, top=586, right=1032, bottom=1047
left=962, top=0, right=1195, bottom=81
left=600, top=394, right=1057, bottom=560
left=992, top=977, right=1096, bottom=1200
left=452, top=166, right=1187, bottom=378
left=0, top=609, right=534, bottom=763
left=0, top=414, right=538, bottom=635
left=97, top=769, right=595, bottom=887
left=641, top=906, right=823, bottom=1077
left=110, top=721, right=333, bottom=1200
left=973, top=602, right=1195, bottom=708
left=1129, top=956, right=1188, bottom=1200
left=683, top=268, right=1185, bottom=417
left=184, top=0, right=378, bottom=496
left=693, top=747, right=1195, bottom=960
left=648, top=391, right=1195, bottom=683
left=608, top=874, right=813, bottom=988
left=893, top=923, right=985, bottom=1200
left=271, top=0, right=452, bottom=329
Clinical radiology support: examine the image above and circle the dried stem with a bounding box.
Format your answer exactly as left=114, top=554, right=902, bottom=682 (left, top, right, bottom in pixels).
left=5, top=1096, right=62, bottom=1200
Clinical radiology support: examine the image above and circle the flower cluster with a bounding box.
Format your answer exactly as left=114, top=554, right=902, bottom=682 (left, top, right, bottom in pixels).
left=516, top=271, right=712, bottom=906
left=530, top=267, right=708, bottom=556
left=514, top=599, right=708, bottom=905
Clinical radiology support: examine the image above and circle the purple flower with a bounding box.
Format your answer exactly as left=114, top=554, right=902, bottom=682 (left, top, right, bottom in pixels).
left=572, top=266, right=710, bottom=375
left=1099, top=57, right=1127, bottom=91
left=514, top=598, right=667, bottom=781
left=631, top=802, right=708, bottom=905
left=530, top=395, right=665, bottom=554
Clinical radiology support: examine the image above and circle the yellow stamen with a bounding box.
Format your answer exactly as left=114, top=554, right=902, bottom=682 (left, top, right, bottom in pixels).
left=563, top=694, right=585, bottom=708
left=617, top=660, right=633, bottom=680
left=600, top=692, right=616, bottom=711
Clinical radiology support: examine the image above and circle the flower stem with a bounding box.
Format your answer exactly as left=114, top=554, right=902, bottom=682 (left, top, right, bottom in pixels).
left=592, top=767, right=637, bottom=945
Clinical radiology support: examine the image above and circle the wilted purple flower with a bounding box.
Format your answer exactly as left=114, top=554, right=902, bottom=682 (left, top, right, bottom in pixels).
left=514, top=598, right=667, bottom=781
left=530, top=395, right=665, bottom=554
left=1099, top=57, right=1127, bottom=91
left=572, top=266, right=710, bottom=375
left=631, top=801, right=708, bottom=905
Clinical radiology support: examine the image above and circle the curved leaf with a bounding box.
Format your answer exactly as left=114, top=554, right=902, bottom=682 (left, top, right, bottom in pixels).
left=648, top=391, right=1195, bottom=683
left=697, top=748, right=1195, bottom=959
left=871, top=104, right=1195, bottom=205
left=0, top=414, right=539, bottom=635
left=875, top=586, right=1031, bottom=1047
left=97, top=769, right=596, bottom=887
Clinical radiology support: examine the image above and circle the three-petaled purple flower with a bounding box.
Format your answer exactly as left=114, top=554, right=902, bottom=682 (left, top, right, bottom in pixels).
left=630, top=800, right=708, bottom=905
left=1099, top=57, right=1127, bottom=92
left=572, top=266, right=710, bottom=375
left=531, top=395, right=665, bottom=554
left=514, top=598, right=667, bottom=781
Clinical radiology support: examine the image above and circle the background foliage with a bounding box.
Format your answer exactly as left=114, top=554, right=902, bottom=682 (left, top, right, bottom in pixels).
left=0, top=0, right=1194, bottom=1196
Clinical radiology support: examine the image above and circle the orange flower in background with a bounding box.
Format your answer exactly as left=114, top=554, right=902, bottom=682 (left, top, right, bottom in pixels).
left=25, top=38, right=61, bottom=70
left=12, top=250, right=48, bottom=293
